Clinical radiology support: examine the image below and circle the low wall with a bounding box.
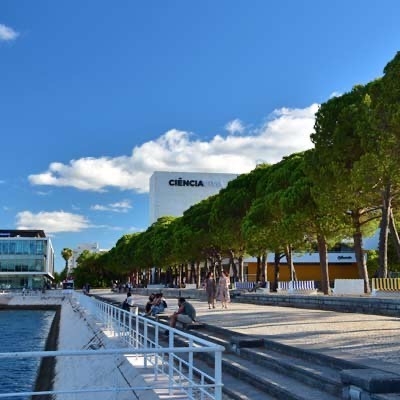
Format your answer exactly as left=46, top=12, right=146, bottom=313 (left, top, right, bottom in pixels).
left=131, top=287, right=208, bottom=301
left=235, top=293, right=400, bottom=317
left=3, top=294, right=159, bottom=400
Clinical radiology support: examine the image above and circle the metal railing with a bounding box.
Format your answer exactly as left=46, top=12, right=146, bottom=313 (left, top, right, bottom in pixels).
left=0, top=292, right=224, bottom=400
left=0, top=289, right=70, bottom=297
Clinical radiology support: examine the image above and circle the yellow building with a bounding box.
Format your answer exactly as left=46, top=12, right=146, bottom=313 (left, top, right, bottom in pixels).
left=244, top=253, right=359, bottom=282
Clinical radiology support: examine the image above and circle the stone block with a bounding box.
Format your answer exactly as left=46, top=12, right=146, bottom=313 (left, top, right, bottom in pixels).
left=341, top=369, right=400, bottom=394
left=230, top=335, right=264, bottom=349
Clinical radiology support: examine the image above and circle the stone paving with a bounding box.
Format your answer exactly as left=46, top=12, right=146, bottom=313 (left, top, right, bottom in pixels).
left=95, top=290, right=400, bottom=369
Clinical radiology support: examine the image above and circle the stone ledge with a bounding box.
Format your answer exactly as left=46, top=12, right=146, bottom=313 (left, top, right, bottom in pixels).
left=341, top=369, right=400, bottom=394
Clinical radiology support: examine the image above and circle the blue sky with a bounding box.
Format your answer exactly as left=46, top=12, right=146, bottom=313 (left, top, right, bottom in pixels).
left=1, top=0, right=399, bottom=271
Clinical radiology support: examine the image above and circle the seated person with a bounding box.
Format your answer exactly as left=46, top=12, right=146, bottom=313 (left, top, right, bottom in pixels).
left=150, top=293, right=167, bottom=316
left=145, top=293, right=156, bottom=314
left=168, top=297, right=196, bottom=330
left=151, top=293, right=168, bottom=316
left=122, top=292, right=135, bottom=311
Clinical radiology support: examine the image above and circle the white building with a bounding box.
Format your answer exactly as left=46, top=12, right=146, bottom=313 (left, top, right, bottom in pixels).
left=149, top=171, right=239, bottom=224
left=70, top=243, right=102, bottom=271
left=0, top=230, right=54, bottom=289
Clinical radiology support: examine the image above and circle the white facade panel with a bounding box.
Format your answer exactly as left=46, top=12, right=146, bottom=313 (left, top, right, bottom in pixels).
left=244, top=252, right=358, bottom=264
left=70, top=242, right=100, bottom=270
left=149, top=171, right=239, bottom=224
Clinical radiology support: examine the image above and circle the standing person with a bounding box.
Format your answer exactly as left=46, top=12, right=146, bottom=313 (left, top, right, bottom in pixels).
left=205, top=271, right=216, bottom=309
left=218, top=270, right=231, bottom=309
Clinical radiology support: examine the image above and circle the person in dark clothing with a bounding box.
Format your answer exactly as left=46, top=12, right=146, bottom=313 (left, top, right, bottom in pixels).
left=169, top=297, right=196, bottom=329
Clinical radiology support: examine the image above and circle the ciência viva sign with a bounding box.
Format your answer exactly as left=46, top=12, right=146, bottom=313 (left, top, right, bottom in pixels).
left=168, top=177, right=223, bottom=188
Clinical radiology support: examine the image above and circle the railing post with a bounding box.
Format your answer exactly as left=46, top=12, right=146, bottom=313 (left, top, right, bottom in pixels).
left=118, top=308, right=121, bottom=337
left=188, top=338, right=193, bottom=398
left=144, top=320, right=148, bottom=367
left=135, top=307, right=139, bottom=349
left=169, top=331, right=174, bottom=395
left=154, top=325, right=159, bottom=381
left=214, top=350, right=222, bottom=400
left=128, top=312, right=132, bottom=346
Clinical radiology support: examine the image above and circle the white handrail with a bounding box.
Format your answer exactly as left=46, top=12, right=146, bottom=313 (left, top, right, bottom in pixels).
left=0, top=291, right=224, bottom=400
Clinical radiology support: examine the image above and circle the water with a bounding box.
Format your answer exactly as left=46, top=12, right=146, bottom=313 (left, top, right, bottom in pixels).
left=0, top=310, right=55, bottom=399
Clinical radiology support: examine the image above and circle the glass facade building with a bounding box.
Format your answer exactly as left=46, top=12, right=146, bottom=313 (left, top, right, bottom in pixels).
left=0, top=230, right=54, bottom=289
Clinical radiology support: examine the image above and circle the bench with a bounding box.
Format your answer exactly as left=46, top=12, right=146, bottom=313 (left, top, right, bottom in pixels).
left=234, top=282, right=255, bottom=291
left=147, top=284, right=165, bottom=290
left=372, top=278, right=400, bottom=297
left=333, top=279, right=365, bottom=295
left=182, top=284, right=197, bottom=290
left=276, top=281, right=290, bottom=292
left=277, top=281, right=317, bottom=294
left=289, top=280, right=317, bottom=294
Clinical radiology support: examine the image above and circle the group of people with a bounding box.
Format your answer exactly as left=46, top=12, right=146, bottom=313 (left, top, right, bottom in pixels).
left=205, top=270, right=230, bottom=310
left=145, top=292, right=168, bottom=316
left=120, top=270, right=232, bottom=335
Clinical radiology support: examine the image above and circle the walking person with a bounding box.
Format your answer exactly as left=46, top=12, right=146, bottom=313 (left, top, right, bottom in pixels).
left=205, top=271, right=216, bottom=309
left=218, top=270, right=231, bottom=309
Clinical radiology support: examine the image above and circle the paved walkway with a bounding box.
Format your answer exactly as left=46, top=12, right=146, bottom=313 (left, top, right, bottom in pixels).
left=94, top=290, right=400, bottom=371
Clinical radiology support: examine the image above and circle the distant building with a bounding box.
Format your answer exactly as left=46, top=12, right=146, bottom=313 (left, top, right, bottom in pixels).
left=69, top=243, right=108, bottom=271
left=149, top=171, right=239, bottom=224
left=0, top=230, right=54, bottom=289
left=243, top=253, right=360, bottom=282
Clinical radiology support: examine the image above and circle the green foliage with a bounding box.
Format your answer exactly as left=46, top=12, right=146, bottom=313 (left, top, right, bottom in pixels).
left=61, top=248, right=73, bottom=268
left=71, top=52, right=400, bottom=288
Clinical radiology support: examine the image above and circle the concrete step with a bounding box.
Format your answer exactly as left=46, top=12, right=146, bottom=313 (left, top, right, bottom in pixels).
left=192, top=356, right=277, bottom=400
left=220, top=352, right=340, bottom=400
left=239, top=346, right=342, bottom=397
left=202, top=322, right=361, bottom=371
left=189, top=326, right=342, bottom=399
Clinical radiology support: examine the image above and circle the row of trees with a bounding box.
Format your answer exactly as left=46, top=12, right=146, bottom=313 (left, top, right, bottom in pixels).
left=73, top=52, right=400, bottom=294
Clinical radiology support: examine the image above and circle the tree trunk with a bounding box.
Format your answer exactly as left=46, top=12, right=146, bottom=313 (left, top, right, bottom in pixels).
left=378, top=183, right=392, bottom=278
left=353, top=213, right=370, bottom=293
left=389, top=209, right=400, bottom=261
left=261, top=253, right=267, bottom=282
left=229, top=250, right=238, bottom=280
left=317, top=234, right=330, bottom=295
left=184, top=264, right=189, bottom=284
left=273, top=251, right=280, bottom=291
left=178, top=265, right=182, bottom=287
left=256, top=256, right=261, bottom=282
left=196, top=261, right=201, bottom=288
left=147, top=268, right=151, bottom=286
left=285, top=244, right=296, bottom=281
left=238, top=255, right=244, bottom=282
left=190, top=261, right=196, bottom=284
left=216, top=254, right=222, bottom=277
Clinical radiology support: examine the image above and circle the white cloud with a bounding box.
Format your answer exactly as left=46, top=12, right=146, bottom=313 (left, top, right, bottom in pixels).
left=0, top=24, right=19, bottom=41
left=91, top=199, right=132, bottom=213
left=16, top=211, right=90, bottom=233
left=128, top=226, right=145, bottom=232
left=225, top=118, right=244, bottom=135
left=29, top=103, right=318, bottom=193
left=329, top=91, right=342, bottom=98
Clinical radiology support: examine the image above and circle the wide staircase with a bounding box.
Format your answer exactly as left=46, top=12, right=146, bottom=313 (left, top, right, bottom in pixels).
left=183, top=324, right=400, bottom=400
left=94, top=294, right=400, bottom=400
